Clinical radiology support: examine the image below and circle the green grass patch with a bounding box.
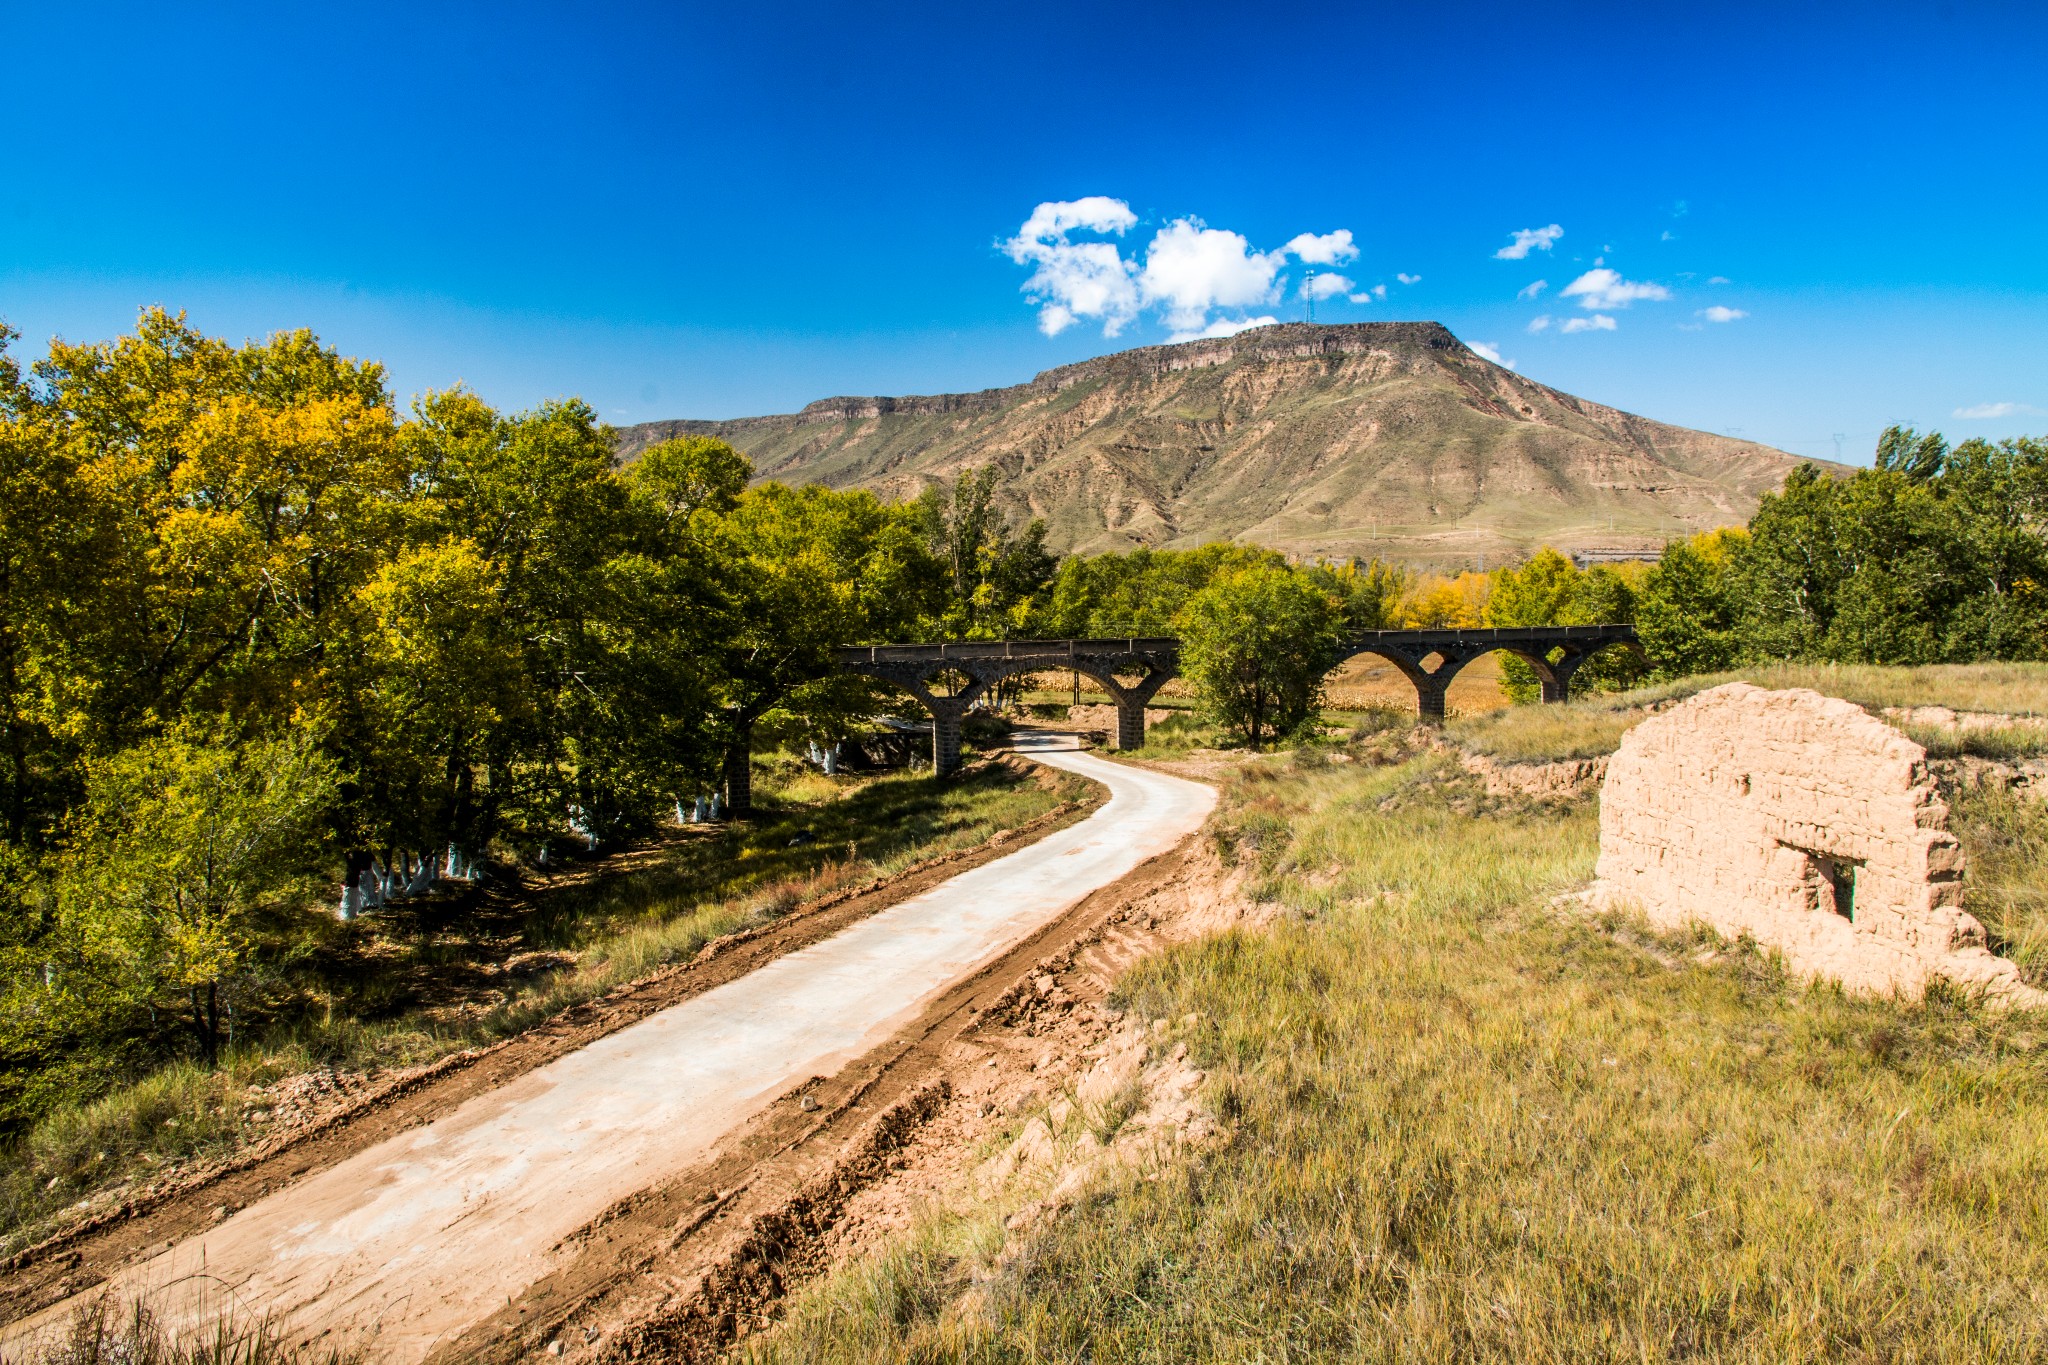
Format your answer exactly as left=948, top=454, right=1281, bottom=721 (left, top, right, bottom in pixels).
left=750, top=755, right=2048, bottom=1363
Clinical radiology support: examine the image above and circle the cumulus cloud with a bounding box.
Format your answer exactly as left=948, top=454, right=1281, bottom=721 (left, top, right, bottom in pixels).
left=1468, top=340, right=1516, bottom=369
left=1952, top=401, right=2041, bottom=420
left=1495, top=224, right=1563, bottom=259
left=1560, top=267, right=1670, bottom=310
left=1527, top=314, right=1553, bottom=333
left=1517, top=279, right=1548, bottom=300
left=1283, top=229, right=1359, bottom=265
left=1560, top=314, right=1618, bottom=334
left=1006, top=200, right=1377, bottom=339
left=1138, top=218, right=1289, bottom=333
left=1697, top=305, right=1748, bottom=323
left=1707, top=275, right=1732, bottom=285
left=1003, top=197, right=1141, bottom=336
left=1397, top=272, right=1422, bottom=285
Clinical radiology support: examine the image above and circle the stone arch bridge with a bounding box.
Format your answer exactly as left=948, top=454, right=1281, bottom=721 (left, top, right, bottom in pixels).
left=835, top=624, right=1639, bottom=779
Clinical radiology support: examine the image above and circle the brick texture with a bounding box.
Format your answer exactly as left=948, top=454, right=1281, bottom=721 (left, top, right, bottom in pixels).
left=1593, top=683, right=2038, bottom=1003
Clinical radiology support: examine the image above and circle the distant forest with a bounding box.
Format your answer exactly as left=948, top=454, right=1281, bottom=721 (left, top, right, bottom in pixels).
left=1, top=311, right=2042, bottom=1132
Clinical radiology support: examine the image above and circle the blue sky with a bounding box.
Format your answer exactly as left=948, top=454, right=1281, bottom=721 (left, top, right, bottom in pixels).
left=4, top=0, right=2044, bottom=463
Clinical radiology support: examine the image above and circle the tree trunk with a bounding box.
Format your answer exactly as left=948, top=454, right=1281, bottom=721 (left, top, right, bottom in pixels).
left=191, top=983, right=218, bottom=1068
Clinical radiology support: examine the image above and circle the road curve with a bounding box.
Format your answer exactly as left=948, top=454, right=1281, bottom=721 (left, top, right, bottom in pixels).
left=5, top=736, right=1215, bottom=1362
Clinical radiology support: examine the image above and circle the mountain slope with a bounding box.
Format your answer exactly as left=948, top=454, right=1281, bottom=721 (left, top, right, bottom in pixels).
left=617, top=322, right=1824, bottom=564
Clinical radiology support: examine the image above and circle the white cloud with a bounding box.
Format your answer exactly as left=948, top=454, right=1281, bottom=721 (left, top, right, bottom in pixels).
left=1560, top=314, right=1618, bottom=334
left=1003, top=197, right=1141, bottom=336
left=1660, top=230, right=1676, bottom=241
left=1283, top=229, right=1359, bottom=265
left=1397, top=272, right=1421, bottom=285
left=1707, top=275, right=1731, bottom=285
left=1468, top=340, right=1516, bottom=369
left=1952, top=401, right=2041, bottom=420
left=1560, top=267, right=1670, bottom=310
left=1006, top=200, right=1369, bottom=339
left=1697, top=305, right=1748, bottom=323
left=1495, top=224, right=1563, bottom=260
left=1168, top=315, right=1279, bottom=343
left=1527, top=314, right=1553, bottom=333
left=1517, top=279, right=1548, bottom=300
left=1138, top=218, right=1288, bottom=333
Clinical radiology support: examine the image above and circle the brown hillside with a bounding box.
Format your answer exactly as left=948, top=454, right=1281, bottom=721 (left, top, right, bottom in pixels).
left=616, top=322, right=1825, bottom=566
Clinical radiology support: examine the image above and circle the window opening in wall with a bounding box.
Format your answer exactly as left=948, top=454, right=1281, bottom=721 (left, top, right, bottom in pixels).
left=1814, top=852, right=1858, bottom=921
left=1782, top=843, right=1861, bottom=921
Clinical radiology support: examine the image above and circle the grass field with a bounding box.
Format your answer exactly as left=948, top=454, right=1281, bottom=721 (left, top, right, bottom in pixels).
left=0, top=757, right=1091, bottom=1257
left=748, top=669, right=2048, bottom=1364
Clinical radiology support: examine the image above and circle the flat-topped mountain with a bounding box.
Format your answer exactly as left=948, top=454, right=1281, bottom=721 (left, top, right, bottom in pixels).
left=616, top=322, right=1823, bottom=565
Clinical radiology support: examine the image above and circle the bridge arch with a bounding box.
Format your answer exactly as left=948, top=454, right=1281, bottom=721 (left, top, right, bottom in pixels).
left=836, top=638, right=1183, bottom=775
left=1330, top=627, right=1644, bottom=719
left=830, top=626, right=1639, bottom=781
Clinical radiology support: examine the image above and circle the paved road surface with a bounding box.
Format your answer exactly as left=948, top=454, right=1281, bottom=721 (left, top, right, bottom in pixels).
left=5, top=736, right=1214, bottom=1361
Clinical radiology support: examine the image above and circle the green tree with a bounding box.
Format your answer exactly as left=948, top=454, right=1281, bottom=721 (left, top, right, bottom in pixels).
left=1725, top=463, right=1845, bottom=660
left=1177, top=566, right=1343, bottom=750
left=914, top=466, right=1056, bottom=638
left=709, top=480, right=945, bottom=808
left=1637, top=530, right=1745, bottom=678
left=1483, top=549, right=1646, bottom=701
left=59, top=729, right=336, bottom=1066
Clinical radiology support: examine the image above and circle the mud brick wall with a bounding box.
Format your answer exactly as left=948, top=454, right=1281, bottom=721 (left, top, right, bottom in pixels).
left=1594, top=682, right=2032, bottom=1001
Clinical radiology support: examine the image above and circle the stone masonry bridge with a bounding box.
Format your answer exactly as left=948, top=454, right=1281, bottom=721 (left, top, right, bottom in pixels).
left=835, top=624, right=1640, bottom=778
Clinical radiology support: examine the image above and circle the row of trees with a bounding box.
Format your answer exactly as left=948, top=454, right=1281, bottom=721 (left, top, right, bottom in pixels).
left=0, top=311, right=1056, bottom=1109
left=1639, top=430, right=2048, bottom=673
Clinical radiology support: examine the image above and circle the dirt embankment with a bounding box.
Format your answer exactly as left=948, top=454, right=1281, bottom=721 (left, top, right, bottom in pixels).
left=0, top=757, right=1104, bottom=1327
left=508, top=835, right=1259, bottom=1365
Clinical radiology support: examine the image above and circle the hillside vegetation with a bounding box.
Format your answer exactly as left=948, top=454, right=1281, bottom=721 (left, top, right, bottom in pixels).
left=615, top=322, right=1819, bottom=565
left=746, top=668, right=2048, bottom=1363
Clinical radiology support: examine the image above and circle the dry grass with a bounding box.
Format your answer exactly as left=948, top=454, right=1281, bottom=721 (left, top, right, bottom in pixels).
left=0, top=762, right=1090, bottom=1256
left=1627, top=661, right=2048, bottom=717
left=1445, top=699, right=1650, bottom=762
left=1951, top=784, right=2048, bottom=986
left=1446, top=662, right=2048, bottom=765
left=0, top=1293, right=358, bottom=1364
left=747, top=753, right=2048, bottom=1363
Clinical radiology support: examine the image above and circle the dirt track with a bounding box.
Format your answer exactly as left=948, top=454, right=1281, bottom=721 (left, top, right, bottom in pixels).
left=1, top=736, right=1216, bottom=1362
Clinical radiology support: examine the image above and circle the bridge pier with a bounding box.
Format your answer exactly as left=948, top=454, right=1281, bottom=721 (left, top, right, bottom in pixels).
left=927, top=698, right=968, bottom=779
left=1115, top=699, right=1148, bottom=751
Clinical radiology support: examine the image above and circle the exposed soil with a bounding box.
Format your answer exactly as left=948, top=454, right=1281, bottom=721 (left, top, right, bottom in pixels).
left=420, top=835, right=1255, bottom=1364
left=0, top=756, right=1105, bottom=1329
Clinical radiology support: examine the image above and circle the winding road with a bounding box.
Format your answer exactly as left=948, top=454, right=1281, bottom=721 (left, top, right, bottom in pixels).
left=4, top=735, right=1215, bottom=1362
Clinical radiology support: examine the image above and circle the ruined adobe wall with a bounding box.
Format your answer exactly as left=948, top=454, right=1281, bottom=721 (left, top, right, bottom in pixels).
left=1593, top=682, right=2037, bottom=1002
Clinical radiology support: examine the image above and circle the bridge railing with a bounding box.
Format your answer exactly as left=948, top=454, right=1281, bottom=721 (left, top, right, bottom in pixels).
left=836, top=637, right=1180, bottom=664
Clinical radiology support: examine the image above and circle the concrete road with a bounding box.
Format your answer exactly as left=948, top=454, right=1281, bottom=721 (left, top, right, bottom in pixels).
left=4, top=736, right=1214, bottom=1362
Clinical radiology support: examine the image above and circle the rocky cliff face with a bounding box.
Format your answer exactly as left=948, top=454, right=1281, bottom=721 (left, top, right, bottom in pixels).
left=616, top=322, right=1826, bottom=566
